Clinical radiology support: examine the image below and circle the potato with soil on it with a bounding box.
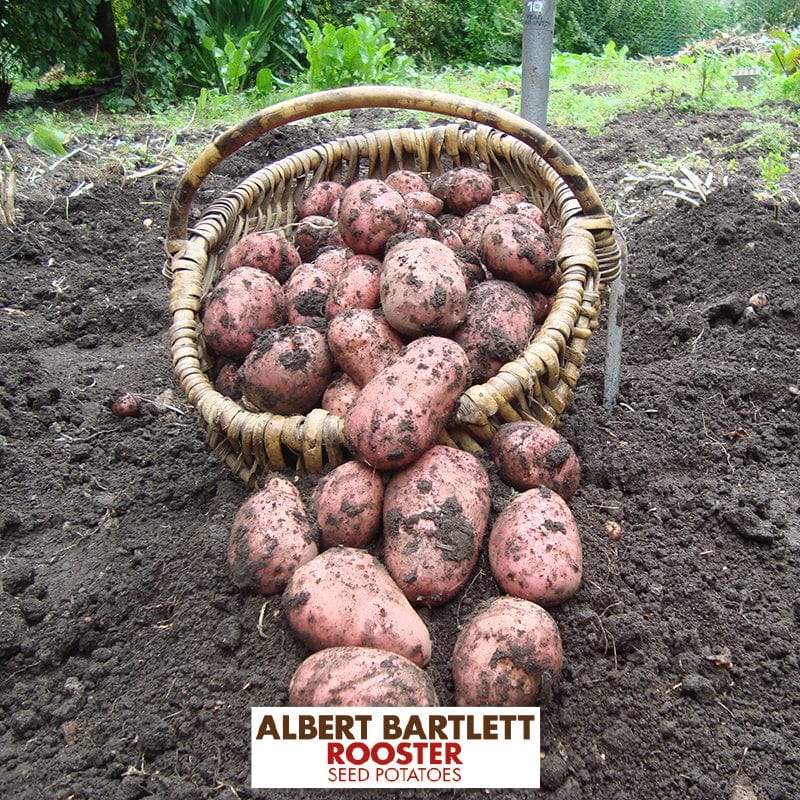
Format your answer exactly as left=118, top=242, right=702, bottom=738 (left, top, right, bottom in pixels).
left=403, top=191, right=444, bottom=217
left=458, top=202, right=504, bottom=255
left=326, top=308, right=405, bottom=387
left=453, top=280, right=536, bottom=383
left=489, top=420, right=581, bottom=499
left=337, top=179, right=408, bottom=256
left=223, top=230, right=301, bottom=283
left=311, top=460, right=385, bottom=548
left=321, top=373, right=361, bottom=417
left=451, top=596, right=563, bottom=706
left=282, top=547, right=432, bottom=667
left=380, top=238, right=468, bottom=337
left=324, top=254, right=383, bottom=320
left=227, top=474, right=318, bottom=596
left=488, top=486, right=583, bottom=607
left=382, top=445, right=491, bottom=607
left=343, top=336, right=472, bottom=471
left=294, top=215, right=343, bottom=262
left=288, top=646, right=438, bottom=707
left=295, top=180, right=343, bottom=220
left=481, top=214, right=557, bottom=289
left=283, top=264, right=335, bottom=325
left=430, top=167, right=494, bottom=215
left=241, top=325, right=333, bottom=414
left=384, top=169, right=430, bottom=195
left=201, top=266, right=287, bottom=359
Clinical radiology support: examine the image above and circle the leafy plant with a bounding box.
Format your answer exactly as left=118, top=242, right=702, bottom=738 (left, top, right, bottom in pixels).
left=193, top=0, right=286, bottom=92
left=301, top=13, right=414, bottom=90
left=768, top=29, right=800, bottom=76
left=758, top=151, right=790, bottom=193
left=26, top=125, right=69, bottom=157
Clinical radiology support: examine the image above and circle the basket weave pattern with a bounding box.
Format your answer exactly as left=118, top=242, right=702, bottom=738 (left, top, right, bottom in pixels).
left=166, top=88, right=620, bottom=486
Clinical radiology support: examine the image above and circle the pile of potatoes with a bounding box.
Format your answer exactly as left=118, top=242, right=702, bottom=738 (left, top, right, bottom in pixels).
left=203, top=166, right=586, bottom=707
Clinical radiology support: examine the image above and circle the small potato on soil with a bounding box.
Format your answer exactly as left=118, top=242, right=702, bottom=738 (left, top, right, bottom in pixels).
left=489, top=420, right=581, bottom=499
left=227, top=474, right=318, bottom=596
left=282, top=547, right=432, bottom=667
left=241, top=325, right=333, bottom=414
left=288, top=646, right=438, bottom=707
left=451, top=596, right=563, bottom=706
left=312, top=460, right=384, bottom=548
left=488, top=486, right=583, bottom=607
left=110, top=391, right=140, bottom=418
left=382, top=445, right=491, bottom=606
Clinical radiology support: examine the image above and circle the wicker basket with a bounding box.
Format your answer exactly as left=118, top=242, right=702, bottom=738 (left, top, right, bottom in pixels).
left=165, top=87, right=621, bottom=486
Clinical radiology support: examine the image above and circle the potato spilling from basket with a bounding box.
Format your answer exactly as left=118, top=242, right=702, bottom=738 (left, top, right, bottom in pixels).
left=201, top=165, right=592, bottom=707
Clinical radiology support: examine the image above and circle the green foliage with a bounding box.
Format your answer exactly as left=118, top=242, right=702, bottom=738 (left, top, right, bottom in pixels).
left=301, top=13, right=414, bottom=90
left=26, top=125, right=69, bottom=157
left=678, top=47, right=726, bottom=101
left=193, top=0, right=286, bottom=92
left=768, top=29, right=800, bottom=75
left=726, top=0, right=800, bottom=32
left=758, top=151, right=790, bottom=193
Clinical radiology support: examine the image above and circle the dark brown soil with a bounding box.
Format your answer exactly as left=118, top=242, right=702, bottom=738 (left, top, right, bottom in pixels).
left=1, top=98, right=798, bottom=800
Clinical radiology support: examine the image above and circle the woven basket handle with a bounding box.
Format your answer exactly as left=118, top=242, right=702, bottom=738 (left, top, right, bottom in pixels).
left=166, top=85, right=609, bottom=252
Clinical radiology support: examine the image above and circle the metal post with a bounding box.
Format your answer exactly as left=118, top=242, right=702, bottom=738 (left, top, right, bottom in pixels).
left=520, top=0, right=557, bottom=128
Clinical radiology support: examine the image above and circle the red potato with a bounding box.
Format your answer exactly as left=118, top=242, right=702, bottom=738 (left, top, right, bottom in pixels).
left=213, top=359, right=242, bottom=400
left=451, top=596, right=563, bottom=706
left=403, top=191, right=444, bottom=217
left=489, top=420, right=581, bottom=498
left=507, top=201, right=550, bottom=232
left=404, top=209, right=442, bottom=239
left=488, top=486, right=583, bottom=607
left=324, top=254, right=383, bottom=320
left=327, top=308, right=405, bottom=387
left=380, top=238, right=468, bottom=337
left=321, top=373, right=361, bottom=417
left=223, top=230, right=301, bottom=283
left=110, top=391, right=140, bottom=418
left=312, top=460, right=384, bottom=548
left=295, top=180, right=343, bottom=220
left=382, top=445, right=491, bottom=606
left=337, top=179, right=408, bottom=256
left=549, top=224, right=563, bottom=254
left=282, top=547, right=432, bottom=667
left=454, top=249, right=487, bottom=289
left=288, top=646, right=438, bottom=707
left=458, top=203, right=504, bottom=255
left=201, top=266, right=287, bottom=359
left=480, top=214, right=557, bottom=289
left=227, top=474, right=318, bottom=595
left=343, top=336, right=471, bottom=470
left=384, top=169, right=430, bottom=195
left=241, top=325, right=333, bottom=414
left=527, top=289, right=553, bottom=325
left=431, top=167, right=494, bottom=215
left=283, top=264, right=335, bottom=325
left=294, top=215, right=342, bottom=262
left=313, top=246, right=352, bottom=280
left=438, top=226, right=465, bottom=251
left=490, top=190, right=527, bottom=210
left=453, top=280, right=536, bottom=383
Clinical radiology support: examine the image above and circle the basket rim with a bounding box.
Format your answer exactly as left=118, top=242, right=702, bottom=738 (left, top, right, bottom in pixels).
left=166, top=86, right=611, bottom=249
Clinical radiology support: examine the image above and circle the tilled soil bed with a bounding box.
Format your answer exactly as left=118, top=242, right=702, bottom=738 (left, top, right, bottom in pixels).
left=0, top=99, right=798, bottom=800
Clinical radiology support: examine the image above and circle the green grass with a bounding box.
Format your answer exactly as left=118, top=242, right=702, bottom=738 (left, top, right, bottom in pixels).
left=0, top=50, right=796, bottom=147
